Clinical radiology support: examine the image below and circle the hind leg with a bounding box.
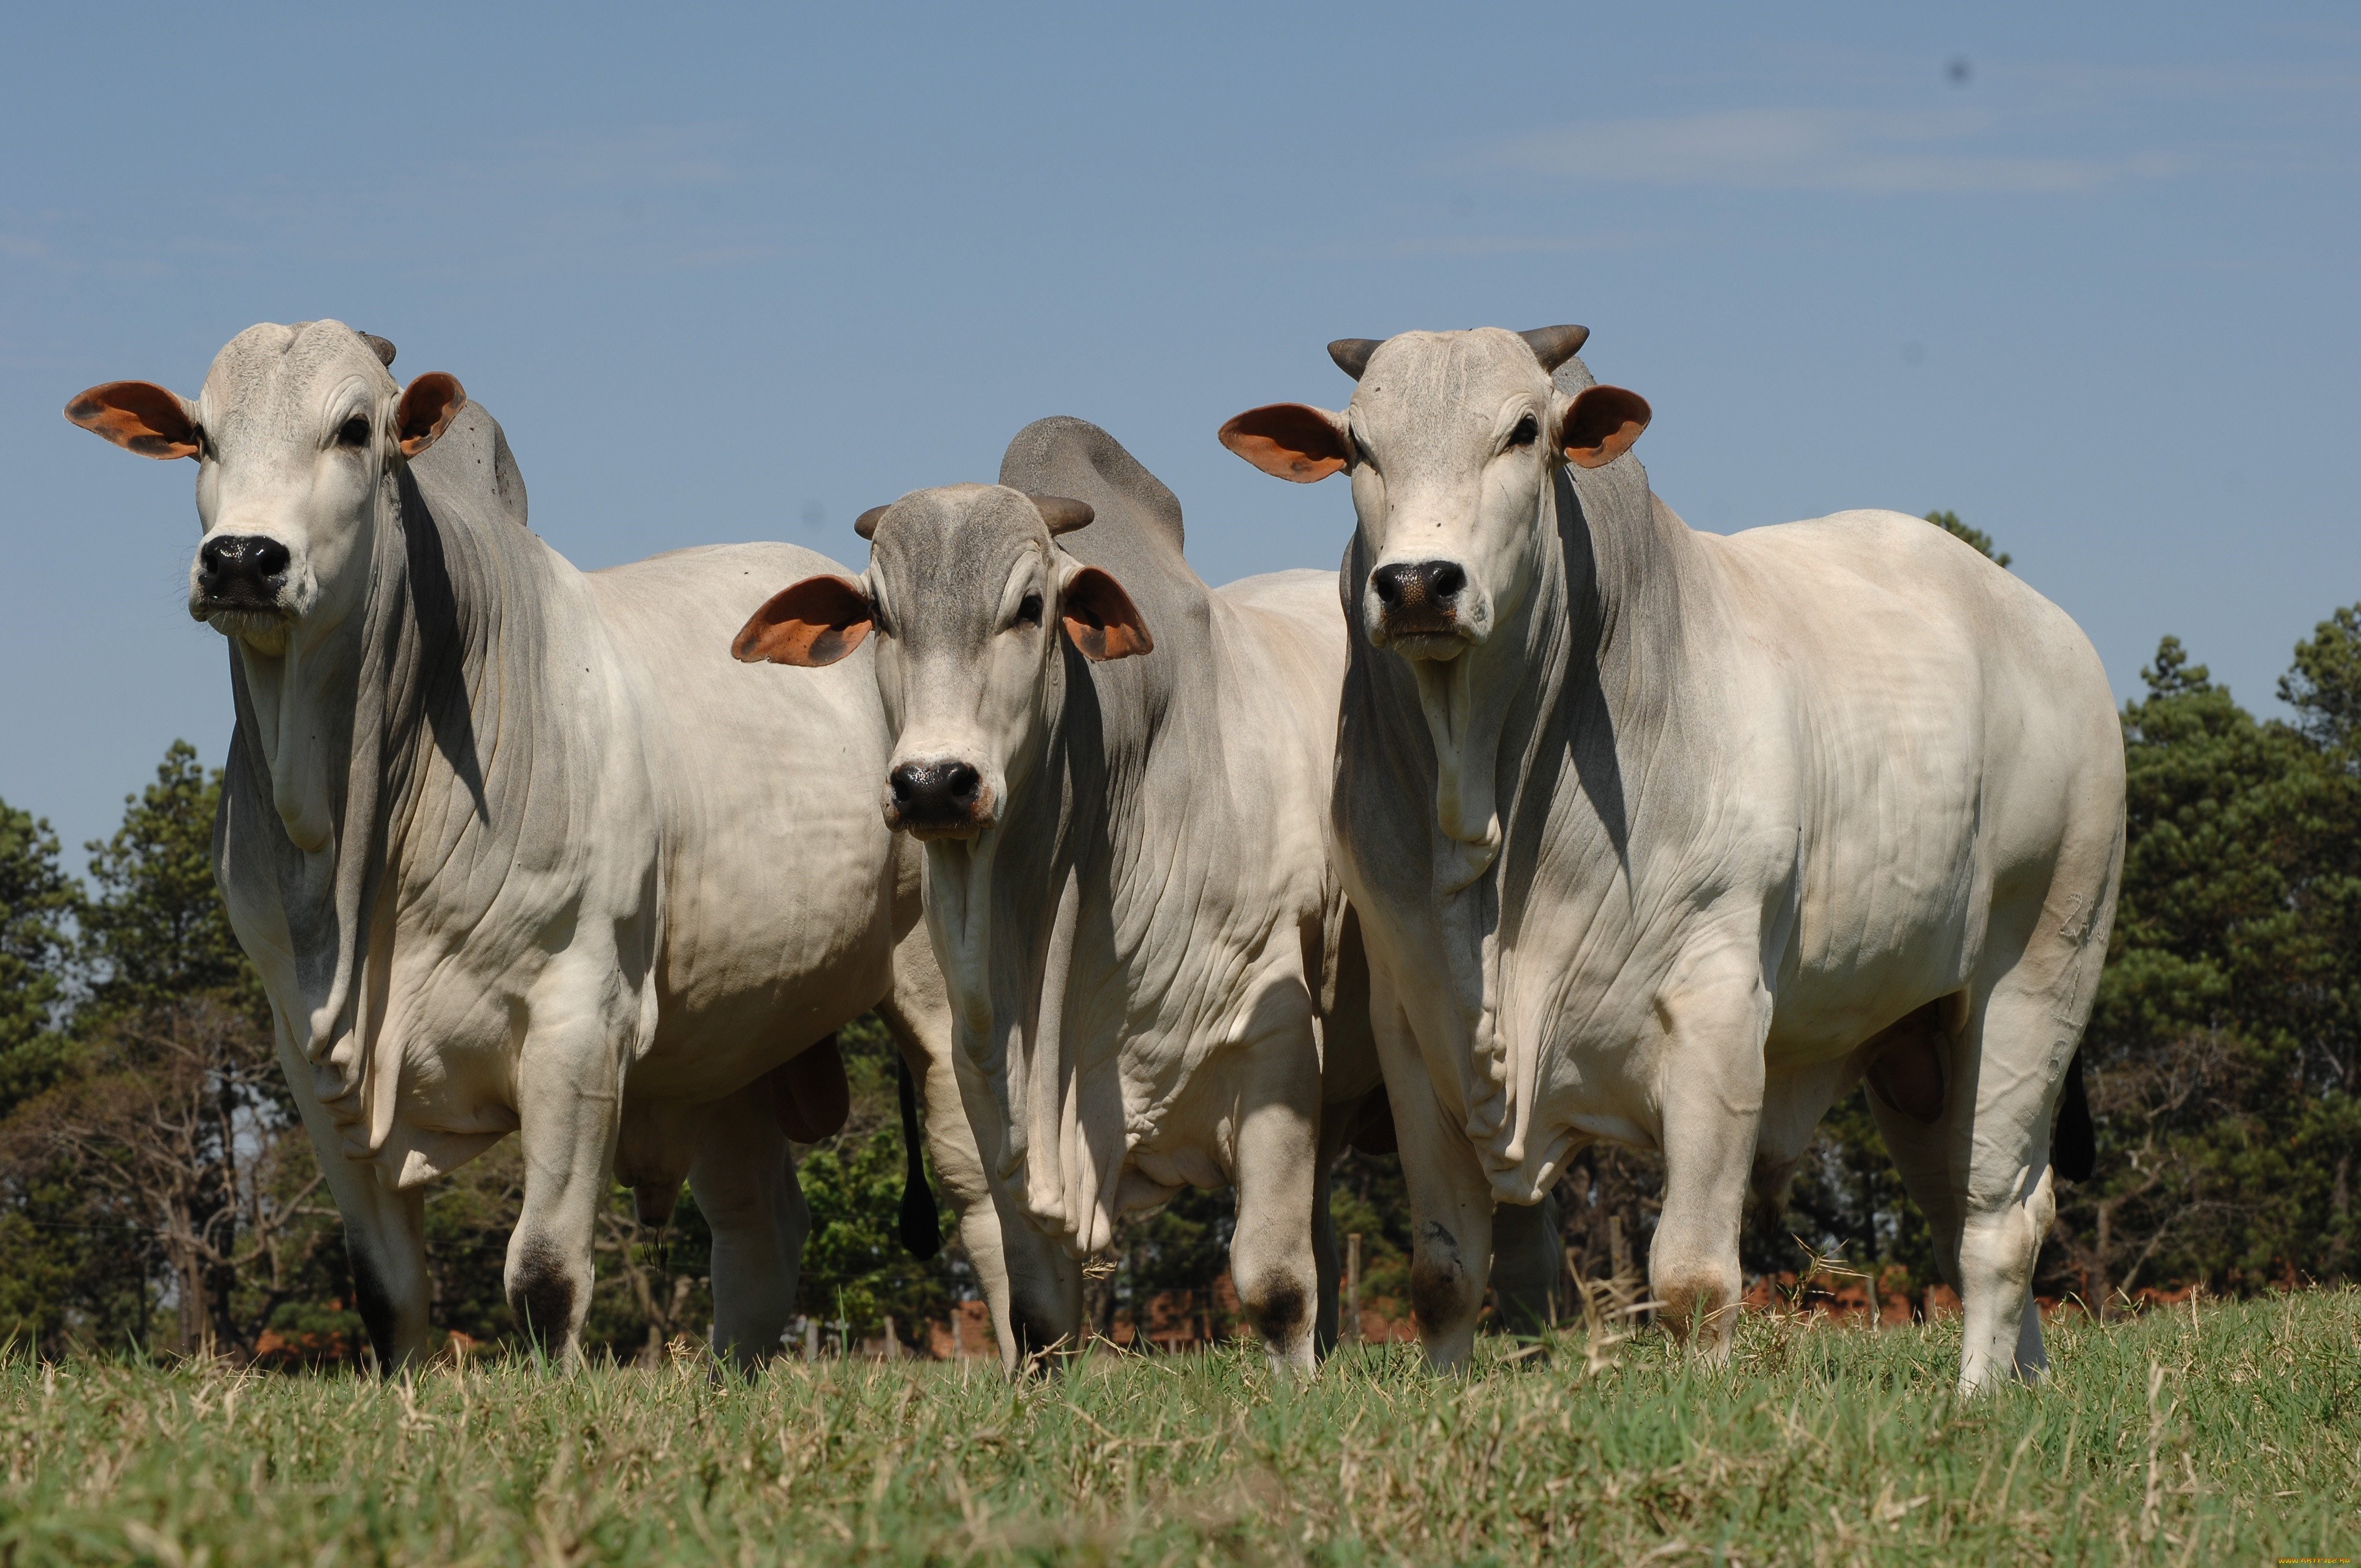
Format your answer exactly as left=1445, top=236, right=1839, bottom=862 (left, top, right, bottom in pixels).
left=689, top=1082, right=808, bottom=1368
left=1230, top=988, right=1324, bottom=1378
left=1871, top=973, right=2085, bottom=1391
left=1490, top=1194, right=1565, bottom=1335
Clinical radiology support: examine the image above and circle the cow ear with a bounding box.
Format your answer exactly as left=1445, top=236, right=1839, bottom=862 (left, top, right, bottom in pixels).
left=734, top=575, right=874, bottom=667
left=1060, top=566, right=1154, bottom=661
left=1559, top=385, right=1651, bottom=469
left=395, top=372, right=467, bottom=458
left=63, top=381, right=200, bottom=459
left=1217, top=404, right=1351, bottom=483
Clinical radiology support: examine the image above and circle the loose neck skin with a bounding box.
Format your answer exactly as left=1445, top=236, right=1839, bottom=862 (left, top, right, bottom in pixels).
left=1405, top=463, right=1698, bottom=896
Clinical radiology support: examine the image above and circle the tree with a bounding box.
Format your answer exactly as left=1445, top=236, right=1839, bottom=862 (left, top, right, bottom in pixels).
left=0, top=799, right=75, bottom=1113
left=78, top=741, right=265, bottom=1028
left=1925, top=509, right=2011, bottom=569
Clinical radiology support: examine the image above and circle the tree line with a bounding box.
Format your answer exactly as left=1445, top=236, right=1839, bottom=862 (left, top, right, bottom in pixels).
left=1, top=513, right=2353, bottom=1359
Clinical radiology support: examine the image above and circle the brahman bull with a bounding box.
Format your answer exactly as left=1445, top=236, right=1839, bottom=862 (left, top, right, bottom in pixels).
left=1220, top=326, right=2120, bottom=1391
left=65, top=320, right=1073, bottom=1368
left=734, top=418, right=1381, bottom=1371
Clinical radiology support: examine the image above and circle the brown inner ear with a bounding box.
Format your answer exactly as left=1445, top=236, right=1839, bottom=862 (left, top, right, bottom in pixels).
left=1217, top=404, right=1350, bottom=483
left=1061, top=567, right=1154, bottom=661
left=1561, top=385, right=1652, bottom=469
left=63, top=381, right=199, bottom=459
left=396, top=372, right=467, bottom=458
left=733, top=576, right=875, bottom=667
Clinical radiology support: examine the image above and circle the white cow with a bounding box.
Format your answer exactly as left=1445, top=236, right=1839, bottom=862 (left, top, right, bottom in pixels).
left=1221, top=326, right=2120, bottom=1390
left=64, top=320, right=1073, bottom=1367
left=732, top=418, right=1381, bottom=1370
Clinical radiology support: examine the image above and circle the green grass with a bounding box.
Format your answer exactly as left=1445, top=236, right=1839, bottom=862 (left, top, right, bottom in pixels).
left=0, top=1292, right=2354, bottom=1566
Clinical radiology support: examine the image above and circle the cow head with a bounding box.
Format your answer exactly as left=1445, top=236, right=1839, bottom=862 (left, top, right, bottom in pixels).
left=732, top=483, right=1151, bottom=841
left=1218, top=325, right=1648, bottom=660
left=64, top=320, right=465, bottom=657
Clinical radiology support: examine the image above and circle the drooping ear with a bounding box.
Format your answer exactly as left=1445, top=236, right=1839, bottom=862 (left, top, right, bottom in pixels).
left=395, top=372, right=467, bottom=458
left=733, top=575, right=875, bottom=667
left=1559, top=384, right=1651, bottom=469
left=1060, top=566, right=1154, bottom=661
left=1217, top=404, right=1351, bottom=483
left=63, top=381, right=200, bottom=459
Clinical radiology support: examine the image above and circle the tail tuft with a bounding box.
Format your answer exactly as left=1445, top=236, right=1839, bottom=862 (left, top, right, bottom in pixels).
left=896, top=1055, right=944, bottom=1259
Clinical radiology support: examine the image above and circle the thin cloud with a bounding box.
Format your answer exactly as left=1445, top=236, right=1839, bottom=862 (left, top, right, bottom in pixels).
left=1485, top=108, right=2183, bottom=194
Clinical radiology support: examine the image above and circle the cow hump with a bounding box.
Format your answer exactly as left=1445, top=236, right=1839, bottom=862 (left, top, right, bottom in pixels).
left=998, top=416, right=1184, bottom=555
left=409, top=399, right=529, bottom=530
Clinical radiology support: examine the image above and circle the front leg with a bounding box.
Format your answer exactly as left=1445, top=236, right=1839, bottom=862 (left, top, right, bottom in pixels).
left=1370, top=969, right=1496, bottom=1373
left=276, top=1023, right=433, bottom=1370
left=506, top=971, right=630, bottom=1363
left=1647, top=957, right=1772, bottom=1359
left=879, top=922, right=1080, bottom=1371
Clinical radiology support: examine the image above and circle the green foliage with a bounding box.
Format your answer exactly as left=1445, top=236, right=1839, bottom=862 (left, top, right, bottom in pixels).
left=0, top=1292, right=2349, bottom=1564
left=77, top=741, right=266, bottom=1028
left=1923, top=508, right=2011, bottom=568
left=790, top=1016, right=954, bottom=1341
left=0, top=801, right=76, bottom=1115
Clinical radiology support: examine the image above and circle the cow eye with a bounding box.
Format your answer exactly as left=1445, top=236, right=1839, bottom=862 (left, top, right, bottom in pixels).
left=336, top=416, right=371, bottom=449
left=1014, top=593, right=1043, bottom=628
left=1506, top=413, right=1538, bottom=449
left=1352, top=432, right=1377, bottom=471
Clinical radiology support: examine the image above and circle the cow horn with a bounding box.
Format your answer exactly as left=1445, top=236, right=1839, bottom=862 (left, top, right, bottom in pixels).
left=1517, top=324, right=1590, bottom=372
left=358, top=333, right=397, bottom=367
left=1328, top=339, right=1382, bottom=380
left=854, top=504, right=890, bottom=540
left=1029, top=494, right=1095, bottom=535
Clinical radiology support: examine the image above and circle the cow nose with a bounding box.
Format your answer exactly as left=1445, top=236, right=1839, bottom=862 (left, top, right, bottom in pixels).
left=1371, top=560, right=1466, bottom=609
left=199, top=534, right=291, bottom=584
left=889, top=761, right=983, bottom=817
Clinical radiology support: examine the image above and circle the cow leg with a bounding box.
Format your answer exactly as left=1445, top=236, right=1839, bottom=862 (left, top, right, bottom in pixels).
left=506, top=986, right=629, bottom=1364
left=1310, top=1099, right=1356, bottom=1357
left=1649, top=967, right=1772, bottom=1361
left=878, top=923, right=1080, bottom=1373
left=1371, top=977, right=1495, bottom=1373
left=1490, top=1191, right=1565, bottom=1336
left=274, top=1026, right=433, bottom=1369
left=689, top=1082, right=808, bottom=1368
left=1229, top=992, right=1325, bottom=1379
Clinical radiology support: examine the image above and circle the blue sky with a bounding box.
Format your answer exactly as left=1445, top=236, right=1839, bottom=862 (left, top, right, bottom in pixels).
left=4, top=3, right=2356, bottom=857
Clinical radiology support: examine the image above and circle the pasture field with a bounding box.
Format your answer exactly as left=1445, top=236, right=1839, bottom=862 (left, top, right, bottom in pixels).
left=0, top=1292, right=2353, bottom=1567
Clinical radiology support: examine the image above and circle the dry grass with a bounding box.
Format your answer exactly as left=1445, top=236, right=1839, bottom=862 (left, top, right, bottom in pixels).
left=0, top=1289, right=2354, bottom=1565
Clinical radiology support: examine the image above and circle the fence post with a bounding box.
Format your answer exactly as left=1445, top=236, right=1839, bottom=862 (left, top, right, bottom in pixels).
left=1344, top=1232, right=1363, bottom=1346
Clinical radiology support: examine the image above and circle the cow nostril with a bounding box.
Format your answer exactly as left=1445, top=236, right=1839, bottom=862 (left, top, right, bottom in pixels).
left=199, top=535, right=291, bottom=581
left=1371, top=563, right=1411, bottom=606
left=943, top=763, right=980, bottom=801
left=1424, top=561, right=1467, bottom=601
left=888, top=763, right=928, bottom=805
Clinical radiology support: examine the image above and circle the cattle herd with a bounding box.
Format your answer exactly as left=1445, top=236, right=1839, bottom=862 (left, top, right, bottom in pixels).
left=64, top=318, right=2122, bottom=1395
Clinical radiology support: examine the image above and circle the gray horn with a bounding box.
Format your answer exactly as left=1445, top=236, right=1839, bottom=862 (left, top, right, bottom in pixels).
left=1030, top=494, right=1095, bottom=535
left=1328, top=339, right=1383, bottom=380
left=854, top=504, right=890, bottom=540
left=358, top=333, right=398, bottom=367
left=1517, top=324, right=1590, bottom=372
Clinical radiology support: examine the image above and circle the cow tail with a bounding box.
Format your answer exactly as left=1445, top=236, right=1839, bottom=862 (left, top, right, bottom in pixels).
left=2051, top=1046, right=2096, bottom=1184
left=896, top=1056, right=943, bottom=1260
